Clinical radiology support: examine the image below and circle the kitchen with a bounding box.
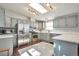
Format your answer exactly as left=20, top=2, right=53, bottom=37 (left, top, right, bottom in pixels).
left=0, top=3, right=79, bottom=56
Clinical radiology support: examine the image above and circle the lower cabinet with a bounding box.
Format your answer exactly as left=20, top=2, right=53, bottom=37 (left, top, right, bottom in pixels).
left=0, top=37, right=13, bottom=56
left=38, top=33, right=52, bottom=42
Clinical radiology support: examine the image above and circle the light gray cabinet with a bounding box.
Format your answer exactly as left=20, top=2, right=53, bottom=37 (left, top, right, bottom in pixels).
left=53, top=15, right=77, bottom=28
left=30, top=21, right=34, bottom=27
left=11, top=18, right=18, bottom=27
left=66, top=15, right=77, bottom=28
left=77, top=15, right=79, bottom=27
left=18, top=19, right=23, bottom=24
left=53, top=19, right=59, bottom=28
left=58, top=17, right=66, bottom=28
left=22, top=20, right=27, bottom=24
left=0, top=37, right=13, bottom=56
left=53, top=17, right=66, bottom=28
left=38, top=33, right=51, bottom=42
left=5, top=16, right=12, bottom=27
left=54, top=40, right=78, bottom=56
left=0, top=8, right=5, bottom=27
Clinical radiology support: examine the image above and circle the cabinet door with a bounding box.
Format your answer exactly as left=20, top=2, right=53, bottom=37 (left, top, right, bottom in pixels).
left=77, top=15, right=79, bottom=27
left=30, top=21, right=35, bottom=28
left=58, top=17, right=66, bottom=28
left=5, top=16, right=11, bottom=27
left=18, top=19, right=23, bottom=24
left=66, top=16, right=77, bottom=28
left=11, top=18, right=18, bottom=27
left=0, top=8, right=5, bottom=27
left=22, top=20, right=27, bottom=24
left=34, top=21, right=38, bottom=29
left=53, top=19, right=59, bottom=28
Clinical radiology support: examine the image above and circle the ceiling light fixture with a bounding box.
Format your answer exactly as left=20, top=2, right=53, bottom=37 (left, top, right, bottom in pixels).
left=29, top=3, right=48, bottom=14
left=46, top=3, right=53, bottom=10
left=46, top=3, right=50, bottom=7
left=32, top=12, right=36, bottom=15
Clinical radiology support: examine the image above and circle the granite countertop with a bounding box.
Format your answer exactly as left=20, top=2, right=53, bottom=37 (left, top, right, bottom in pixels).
left=52, top=32, right=79, bottom=43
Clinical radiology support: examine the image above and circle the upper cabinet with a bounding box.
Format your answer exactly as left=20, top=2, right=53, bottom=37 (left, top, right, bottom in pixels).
left=53, top=19, right=59, bottom=28
left=66, top=15, right=77, bottom=28
left=77, top=14, right=79, bottom=27
left=18, top=19, right=23, bottom=24
left=58, top=17, right=66, bottom=28
left=22, top=20, right=27, bottom=24
left=0, top=8, right=5, bottom=27
left=53, top=15, right=78, bottom=28
left=5, top=16, right=12, bottom=27
left=11, top=18, right=18, bottom=27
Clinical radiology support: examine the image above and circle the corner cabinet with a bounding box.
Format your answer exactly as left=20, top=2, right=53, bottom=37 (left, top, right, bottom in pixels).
left=0, top=8, right=5, bottom=27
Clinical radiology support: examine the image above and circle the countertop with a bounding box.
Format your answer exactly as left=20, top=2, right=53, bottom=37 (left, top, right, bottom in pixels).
left=32, top=30, right=79, bottom=43
left=52, top=32, right=79, bottom=44
left=0, top=34, right=15, bottom=39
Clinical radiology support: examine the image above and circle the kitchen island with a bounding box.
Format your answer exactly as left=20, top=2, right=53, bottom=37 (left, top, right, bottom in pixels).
left=52, top=32, right=79, bottom=56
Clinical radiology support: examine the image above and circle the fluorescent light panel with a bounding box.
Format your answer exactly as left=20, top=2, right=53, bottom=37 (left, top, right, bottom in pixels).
left=29, top=3, right=48, bottom=14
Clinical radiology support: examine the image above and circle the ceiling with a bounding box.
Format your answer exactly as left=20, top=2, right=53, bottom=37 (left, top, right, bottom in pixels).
left=0, top=3, right=79, bottom=21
